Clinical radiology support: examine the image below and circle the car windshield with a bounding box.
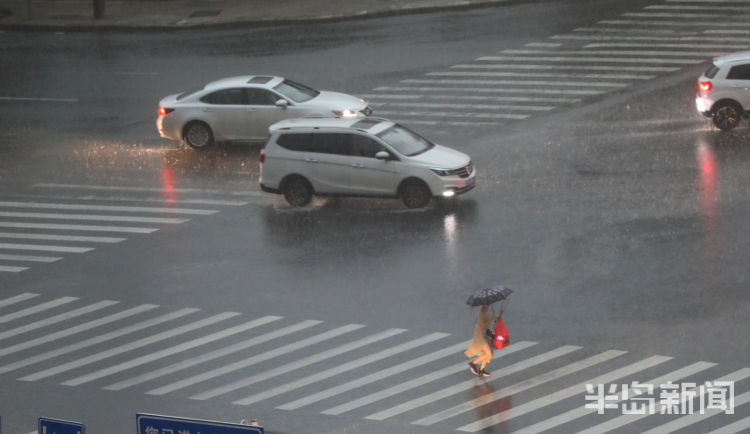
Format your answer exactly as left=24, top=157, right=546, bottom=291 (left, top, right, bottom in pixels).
left=376, top=124, right=435, bottom=156
left=273, top=79, right=320, bottom=103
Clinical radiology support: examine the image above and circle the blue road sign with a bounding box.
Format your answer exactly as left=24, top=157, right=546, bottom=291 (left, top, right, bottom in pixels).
left=137, top=413, right=263, bottom=434
left=38, top=417, right=85, bottom=434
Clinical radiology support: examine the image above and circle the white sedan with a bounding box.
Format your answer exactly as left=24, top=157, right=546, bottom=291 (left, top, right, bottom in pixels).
left=157, top=75, right=371, bottom=149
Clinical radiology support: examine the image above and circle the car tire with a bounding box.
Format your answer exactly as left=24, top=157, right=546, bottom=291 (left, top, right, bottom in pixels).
left=282, top=176, right=313, bottom=207
left=712, top=102, right=743, bottom=131
left=183, top=121, right=214, bottom=149
left=400, top=179, right=432, bottom=209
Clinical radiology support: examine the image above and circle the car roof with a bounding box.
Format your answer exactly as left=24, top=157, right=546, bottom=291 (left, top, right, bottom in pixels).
left=714, top=51, right=750, bottom=67
left=269, top=117, right=395, bottom=134
left=204, top=75, right=284, bottom=90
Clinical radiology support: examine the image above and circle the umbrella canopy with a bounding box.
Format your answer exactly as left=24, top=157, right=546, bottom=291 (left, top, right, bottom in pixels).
left=466, top=285, right=513, bottom=307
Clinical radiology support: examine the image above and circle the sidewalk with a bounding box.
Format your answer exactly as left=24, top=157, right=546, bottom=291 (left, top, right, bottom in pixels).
left=0, top=0, right=510, bottom=30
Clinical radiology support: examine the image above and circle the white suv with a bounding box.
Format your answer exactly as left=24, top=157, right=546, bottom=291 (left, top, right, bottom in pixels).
left=696, top=51, right=750, bottom=131
left=259, top=117, right=476, bottom=208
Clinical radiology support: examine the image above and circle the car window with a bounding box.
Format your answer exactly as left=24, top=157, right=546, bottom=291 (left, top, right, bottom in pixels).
left=311, top=133, right=351, bottom=156
left=376, top=124, right=434, bottom=156
left=276, top=133, right=315, bottom=151
left=273, top=79, right=320, bottom=103
left=351, top=134, right=385, bottom=158
left=177, top=86, right=204, bottom=100
left=200, top=88, right=247, bottom=105
left=704, top=64, right=720, bottom=79
left=726, top=64, right=750, bottom=80
left=246, top=88, right=279, bottom=106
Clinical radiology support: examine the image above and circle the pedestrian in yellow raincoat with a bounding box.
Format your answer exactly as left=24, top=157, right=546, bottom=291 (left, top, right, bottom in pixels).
left=465, top=305, right=499, bottom=377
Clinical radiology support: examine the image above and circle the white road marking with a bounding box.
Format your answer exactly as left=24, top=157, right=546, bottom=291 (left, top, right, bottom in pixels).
left=552, top=34, right=750, bottom=42
left=0, top=96, right=77, bottom=102
left=706, top=414, right=750, bottom=434
left=360, top=94, right=424, bottom=100
left=501, top=48, right=716, bottom=57
left=599, top=19, right=750, bottom=27
left=0, top=201, right=218, bottom=215
left=705, top=29, right=750, bottom=34
left=0, top=253, right=62, bottom=262
left=61, top=315, right=281, bottom=386
left=33, top=183, right=263, bottom=197
left=428, top=70, right=655, bottom=80
left=278, top=340, right=471, bottom=411
left=451, top=63, right=679, bottom=72
left=403, top=78, right=629, bottom=88
left=512, top=361, right=717, bottom=433
left=1, top=192, right=250, bottom=206
left=456, top=355, right=672, bottom=432
left=19, top=311, right=238, bottom=382
left=375, top=110, right=530, bottom=120
left=105, top=319, right=322, bottom=391
left=525, top=42, right=562, bottom=47
left=0, top=211, right=188, bottom=224
left=583, top=42, right=748, bottom=49
left=0, top=232, right=125, bottom=243
left=411, top=349, right=624, bottom=426
left=234, top=332, right=450, bottom=406
left=0, top=300, right=118, bottom=341
left=190, top=328, right=407, bottom=401
left=365, top=92, right=581, bottom=103
left=624, top=12, right=746, bottom=18
left=377, top=101, right=555, bottom=111
left=0, top=297, right=78, bottom=324
left=651, top=4, right=750, bottom=11
left=0, top=307, right=197, bottom=375
left=478, top=55, right=703, bottom=64
left=586, top=368, right=750, bottom=434
left=0, top=265, right=28, bottom=272
left=0, top=304, right=159, bottom=360
left=323, top=341, right=538, bottom=416
left=147, top=323, right=364, bottom=396
left=374, top=86, right=605, bottom=95
left=0, top=243, right=93, bottom=253
left=574, top=26, right=693, bottom=34
left=0, top=222, right=157, bottom=233
left=0, top=293, right=39, bottom=308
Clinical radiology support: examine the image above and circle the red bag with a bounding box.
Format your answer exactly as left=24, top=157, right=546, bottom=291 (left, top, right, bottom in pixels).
left=492, top=317, right=510, bottom=349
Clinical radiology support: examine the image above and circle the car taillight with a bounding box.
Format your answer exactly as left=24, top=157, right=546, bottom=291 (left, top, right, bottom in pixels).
left=158, top=107, right=174, bottom=116
left=699, top=81, right=712, bottom=92
left=259, top=152, right=265, bottom=163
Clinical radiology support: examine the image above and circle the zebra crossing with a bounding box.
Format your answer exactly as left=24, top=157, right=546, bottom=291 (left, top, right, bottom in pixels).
left=1, top=292, right=748, bottom=433
left=363, top=0, right=750, bottom=131
left=0, top=182, right=264, bottom=274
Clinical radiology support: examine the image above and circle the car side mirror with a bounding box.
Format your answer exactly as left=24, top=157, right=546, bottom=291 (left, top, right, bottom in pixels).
left=375, top=151, right=390, bottom=160
left=275, top=99, right=289, bottom=109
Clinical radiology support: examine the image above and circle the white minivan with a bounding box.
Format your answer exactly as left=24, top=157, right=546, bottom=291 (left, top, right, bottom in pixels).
left=259, top=117, right=476, bottom=208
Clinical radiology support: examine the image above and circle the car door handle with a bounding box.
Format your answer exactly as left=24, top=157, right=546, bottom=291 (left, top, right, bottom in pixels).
left=304, top=158, right=318, bottom=163
left=202, top=108, right=212, bottom=112
left=351, top=163, right=364, bottom=168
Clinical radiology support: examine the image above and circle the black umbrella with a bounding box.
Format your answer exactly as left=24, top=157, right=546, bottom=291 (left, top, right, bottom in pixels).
left=466, top=285, right=513, bottom=307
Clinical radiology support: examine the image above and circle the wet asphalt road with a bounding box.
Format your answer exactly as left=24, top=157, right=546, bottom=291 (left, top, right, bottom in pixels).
left=1, top=0, right=750, bottom=432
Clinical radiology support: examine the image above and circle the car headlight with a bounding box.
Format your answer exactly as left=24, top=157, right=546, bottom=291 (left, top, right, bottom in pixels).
left=431, top=168, right=452, bottom=176
left=333, top=109, right=359, bottom=117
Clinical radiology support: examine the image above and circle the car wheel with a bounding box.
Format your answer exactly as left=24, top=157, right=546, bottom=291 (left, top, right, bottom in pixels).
left=183, top=122, right=214, bottom=149
left=401, top=179, right=432, bottom=209
left=282, top=176, right=313, bottom=207
left=712, top=102, right=742, bottom=131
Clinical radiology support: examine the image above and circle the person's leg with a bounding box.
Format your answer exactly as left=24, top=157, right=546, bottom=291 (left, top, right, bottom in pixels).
left=476, top=352, right=492, bottom=371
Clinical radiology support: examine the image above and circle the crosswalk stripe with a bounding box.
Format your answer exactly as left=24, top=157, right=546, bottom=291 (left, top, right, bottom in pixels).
left=375, top=101, right=555, bottom=111
left=456, top=355, right=672, bottom=432
left=0, top=232, right=125, bottom=243
left=625, top=12, right=746, bottom=18
left=411, top=348, right=624, bottom=426
left=501, top=48, right=717, bottom=57
left=403, top=78, right=629, bottom=88
left=451, top=63, right=680, bottom=72
left=0, top=253, right=63, bottom=262
left=278, top=340, right=471, bottom=411
left=33, top=183, right=262, bottom=197
left=105, top=319, right=323, bottom=391
left=19, top=311, right=239, bottom=382
left=643, top=389, right=750, bottom=433
left=0, top=265, right=28, bottom=272
left=0, top=304, right=159, bottom=360
left=650, top=4, right=750, bottom=11
left=0, top=293, right=39, bottom=308
left=233, top=332, right=450, bottom=406
left=706, top=29, right=750, bottom=34
left=583, top=42, right=749, bottom=49
left=589, top=368, right=750, bottom=434
left=573, top=26, right=697, bottom=34
left=0, top=192, right=250, bottom=206
left=0, top=222, right=157, bottom=234
left=668, top=0, right=750, bottom=3
left=365, top=93, right=581, bottom=103
left=0, top=300, right=118, bottom=341
left=0, top=307, right=198, bottom=375
left=599, top=19, right=750, bottom=27
left=552, top=34, right=750, bottom=42
left=323, top=341, right=538, bottom=416
left=0, top=243, right=93, bottom=253
left=478, top=56, right=704, bottom=64
left=61, top=315, right=282, bottom=386
left=374, top=86, right=605, bottom=95
left=376, top=110, right=530, bottom=120
left=0, top=211, right=189, bottom=224
left=0, top=297, right=78, bottom=324
left=0, top=201, right=218, bottom=215
left=147, top=323, right=365, bottom=396
left=512, top=361, right=717, bottom=433
left=706, top=414, right=750, bottom=434
left=190, top=327, right=408, bottom=401
left=427, top=70, right=655, bottom=79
